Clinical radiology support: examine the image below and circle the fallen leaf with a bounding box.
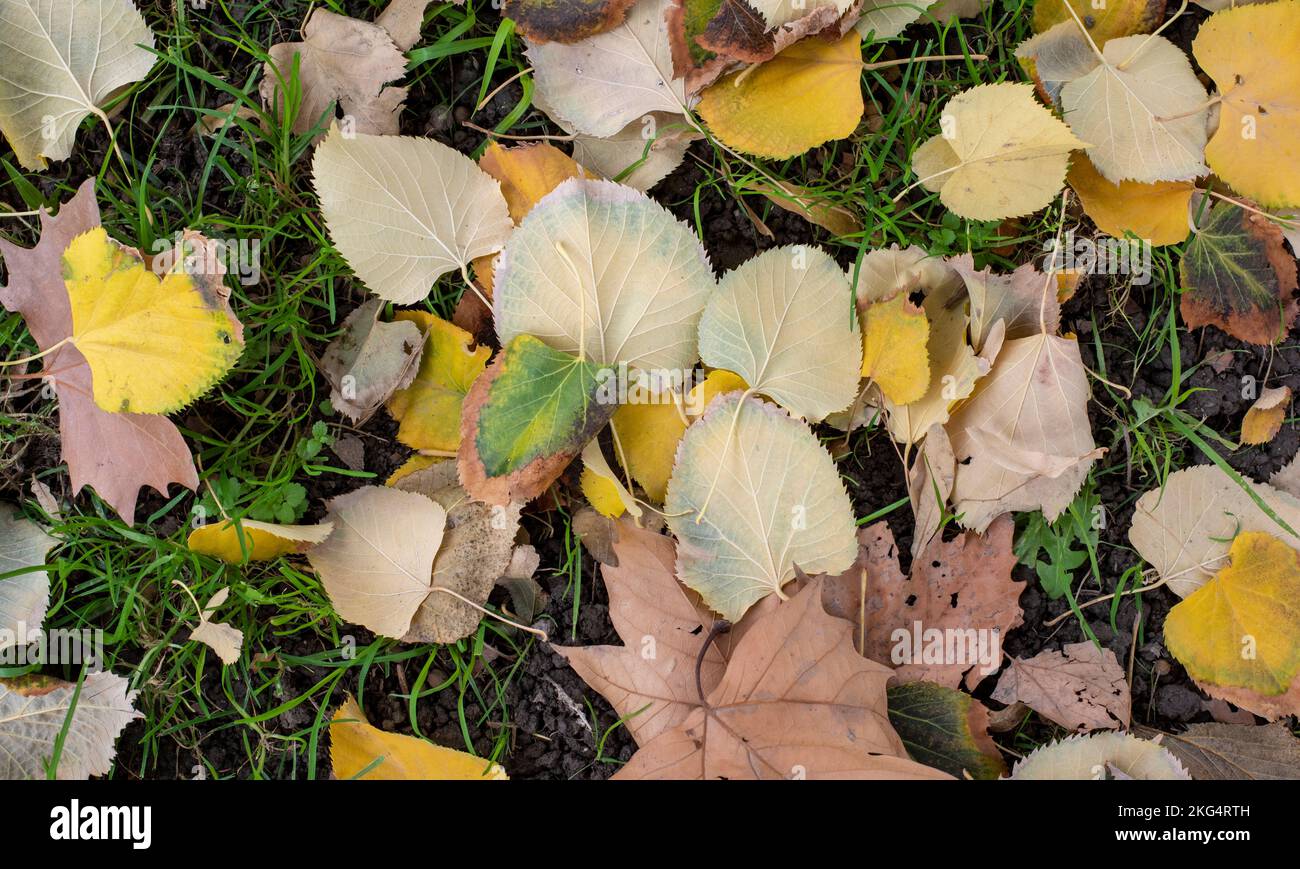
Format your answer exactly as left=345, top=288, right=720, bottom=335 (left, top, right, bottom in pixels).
left=860, top=293, right=929, bottom=405
left=0, top=181, right=199, bottom=524
left=614, top=579, right=949, bottom=779
left=572, top=505, right=621, bottom=566
left=1130, top=464, right=1300, bottom=597
left=458, top=335, right=616, bottom=506
left=886, top=682, right=1006, bottom=779
left=187, top=587, right=244, bottom=665
left=527, top=0, right=687, bottom=137
left=261, top=9, right=408, bottom=138
left=570, top=112, right=697, bottom=191
left=668, top=0, right=773, bottom=71
left=1016, top=21, right=1101, bottom=106
left=698, top=245, right=861, bottom=422
left=821, top=517, right=1023, bottom=689
left=312, top=125, right=513, bottom=304
left=1031, top=0, right=1166, bottom=47
left=665, top=393, right=858, bottom=621
left=555, top=520, right=724, bottom=744
left=1067, top=152, right=1194, bottom=246
left=385, top=312, right=490, bottom=452
left=697, top=31, right=863, bottom=159
left=1241, top=385, right=1291, bottom=446
left=1164, top=531, right=1300, bottom=720
left=478, top=141, right=593, bottom=223
left=330, top=695, right=506, bottom=779
left=610, top=368, right=747, bottom=503
left=1010, top=731, right=1190, bottom=780
left=307, top=485, right=447, bottom=638
left=390, top=460, right=522, bottom=644
left=0, top=0, right=156, bottom=169
left=63, top=227, right=244, bottom=414
left=320, top=299, right=424, bottom=422
left=750, top=0, right=852, bottom=30
left=1180, top=201, right=1299, bottom=345
left=0, top=505, right=56, bottom=645
left=0, top=671, right=139, bottom=779
left=579, top=439, right=641, bottom=518
left=376, top=0, right=441, bottom=50
left=494, top=178, right=715, bottom=372
left=1060, top=34, right=1209, bottom=184
left=949, top=254, right=1059, bottom=351
left=991, top=641, right=1131, bottom=731
left=1193, top=1, right=1300, bottom=209
left=187, top=519, right=333, bottom=563
left=910, top=82, right=1086, bottom=221
left=907, top=423, right=955, bottom=558
left=506, top=0, right=639, bottom=43
left=1133, top=722, right=1300, bottom=780
left=742, top=178, right=861, bottom=236
left=855, top=0, right=937, bottom=39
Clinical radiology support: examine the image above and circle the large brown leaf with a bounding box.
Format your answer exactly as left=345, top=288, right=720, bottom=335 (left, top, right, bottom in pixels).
left=613, top=580, right=950, bottom=779
left=0, top=180, right=198, bottom=524
left=821, top=516, right=1023, bottom=690
left=991, top=641, right=1131, bottom=731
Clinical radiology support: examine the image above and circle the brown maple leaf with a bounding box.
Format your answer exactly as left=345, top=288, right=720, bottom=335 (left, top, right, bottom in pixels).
left=991, top=641, right=1131, bottom=731
left=0, top=179, right=198, bottom=524
left=821, top=515, right=1024, bottom=690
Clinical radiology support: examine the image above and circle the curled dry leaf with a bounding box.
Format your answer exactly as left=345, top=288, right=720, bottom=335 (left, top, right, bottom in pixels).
left=910, top=82, right=1085, bottom=221
left=505, top=0, right=639, bottom=43
left=821, top=517, right=1023, bottom=690
left=1241, top=385, right=1291, bottom=446
left=991, top=641, right=1131, bottom=731
left=1132, top=722, right=1300, bottom=780
left=390, top=460, right=522, bottom=644
left=494, top=178, right=715, bottom=373
left=320, top=299, right=424, bottom=422
left=614, top=580, right=950, bottom=779
left=698, top=245, right=861, bottom=422
left=312, top=126, right=513, bottom=305
left=740, top=178, right=861, bottom=236
left=330, top=695, right=507, bottom=779
left=1180, top=201, right=1299, bottom=346
left=527, top=0, right=687, bottom=138
left=1193, top=1, right=1300, bottom=209
left=949, top=254, right=1060, bottom=352
left=0, top=671, right=139, bottom=779
left=188, top=587, right=245, bottom=666
left=579, top=439, right=641, bottom=518
left=665, top=393, right=858, bottom=622
left=0, top=180, right=199, bottom=524
left=886, top=681, right=1006, bottom=780
left=307, top=486, right=447, bottom=638
left=0, top=0, right=156, bottom=170
left=385, top=312, right=490, bottom=453
left=0, top=505, right=56, bottom=646
left=1010, top=731, right=1190, bottom=780
left=1164, top=532, right=1300, bottom=720
left=906, top=423, right=955, bottom=558
left=751, top=0, right=853, bottom=30
left=1129, top=463, right=1300, bottom=597
left=261, top=9, right=408, bottom=138
left=697, top=31, right=864, bottom=159
left=187, top=519, right=334, bottom=563
left=458, top=335, right=616, bottom=506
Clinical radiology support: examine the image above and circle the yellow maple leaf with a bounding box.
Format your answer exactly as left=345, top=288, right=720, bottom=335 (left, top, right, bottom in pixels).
left=1067, top=153, right=1193, bottom=246
left=610, top=369, right=747, bottom=504
left=64, top=227, right=243, bottom=414
left=696, top=32, right=864, bottom=159
left=386, top=312, right=490, bottom=452
left=330, top=696, right=507, bottom=780
left=861, top=294, right=930, bottom=405
left=1165, top=531, right=1300, bottom=699
left=187, top=519, right=333, bottom=563
left=911, top=83, right=1087, bottom=221
left=1193, top=1, right=1300, bottom=209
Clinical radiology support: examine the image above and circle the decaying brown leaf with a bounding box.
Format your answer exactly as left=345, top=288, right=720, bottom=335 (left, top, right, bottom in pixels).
left=991, top=641, right=1131, bottom=731
left=320, top=298, right=424, bottom=422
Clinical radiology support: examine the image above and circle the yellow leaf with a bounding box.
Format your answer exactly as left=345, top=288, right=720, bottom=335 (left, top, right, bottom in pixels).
left=580, top=439, right=641, bottom=518
left=386, top=312, right=490, bottom=452
left=861, top=294, right=930, bottom=405
left=386, top=454, right=441, bottom=485
left=1032, top=0, right=1166, bottom=47
left=1165, top=532, right=1300, bottom=700
left=911, top=83, right=1086, bottom=221
left=1067, top=153, right=1193, bottom=246
left=1193, top=1, right=1300, bottom=208
left=330, top=696, right=507, bottom=780
left=1241, top=386, right=1291, bottom=446
left=64, top=228, right=243, bottom=414
left=478, top=141, right=593, bottom=223
left=696, top=32, right=864, bottom=159
left=187, top=519, right=333, bottom=563
left=610, top=369, right=746, bottom=503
